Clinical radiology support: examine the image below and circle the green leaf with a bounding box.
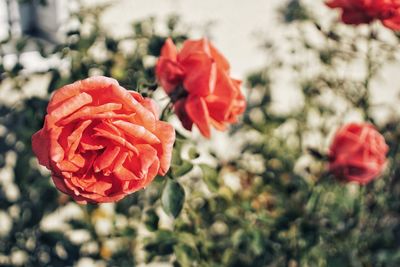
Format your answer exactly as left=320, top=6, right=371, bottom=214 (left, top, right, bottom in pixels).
left=174, top=244, right=199, bottom=266
left=222, top=249, right=237, bottom=265
left=172, top=160, right=193, bottom=177
left=15, top=38, right=28, bottom=52
left=178, top=233, right=197, bottom=249
left=200, top=164, right=219, bottom=192
left=327, top=254, right=351, bottom=267
left=171, top=147, right=183, bottom=166
left=250, top=231, right=264, bottom=256
left=144, top=230, right=177, bottom=257
left=144, top=209, right=159, bottom=231
left=188, top=147, right=200, bottom=160
left=162, top=180, right=185, bottom=218
left=232, top=229, right=246, bottom=248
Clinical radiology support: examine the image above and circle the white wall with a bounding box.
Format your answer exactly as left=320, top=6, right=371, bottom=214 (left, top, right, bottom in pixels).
left=86, top=0, right=286, bottom=78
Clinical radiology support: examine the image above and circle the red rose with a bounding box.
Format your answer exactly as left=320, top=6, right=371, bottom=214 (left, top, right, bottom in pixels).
left=326, top=0, right=400, bottom=30
left=32, top=76, right=175, bottom=204
left=329, top=123, right=388, bottom=184
left=156, top=38, right=246, bottom=138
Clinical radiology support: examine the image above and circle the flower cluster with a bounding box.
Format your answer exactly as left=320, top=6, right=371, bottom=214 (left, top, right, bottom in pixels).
left=32, top=3, right=394, bottom=203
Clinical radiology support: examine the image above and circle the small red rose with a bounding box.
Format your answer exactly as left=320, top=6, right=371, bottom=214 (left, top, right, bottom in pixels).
left=156, top=38, right=246, bottom=138
left=32, top=76, right=175, bottom=204
left=326, top=0, right=400, bottom=30
left=329, top=123, right=388, bottom=184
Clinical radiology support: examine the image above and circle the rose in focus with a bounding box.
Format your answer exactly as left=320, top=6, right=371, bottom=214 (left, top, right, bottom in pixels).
left=32, top=76, right=175, bottom=204
left=326, top=0, right=400, bottom=30
left=156, top=38, right=246, bottom=138
left=329, top=123, right=388, bottom=184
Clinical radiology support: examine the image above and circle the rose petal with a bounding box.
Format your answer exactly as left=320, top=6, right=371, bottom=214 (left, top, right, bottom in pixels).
left=382, top=16, right=400, bottom=30
left=49, top=127, right=64, bottom=163
left=141, top=98, right=161, bottom=118
left=211, top=69, right=238, bottom=100
left=32, top=128, right=50, bottom=169
left=47, top=80, right=82, bottom=113
left=160, top=38, right=178, bottom=60
left=70, top=154, right=86, bottom=168
left=112, top=151, right=129, bottom=172
left=206, top=98, right=230, bottom=122
left=124, top=159, right=160, bottom=194
left=59, top=103, right=122, bottom=125
left=67, top=120, right=92, bottom=159
left=52, top=175, right=75, bottom=195
left=112, top=120, right=160, bottom=144
left=84, top=179, right=113, bottom=196
left=80, top=133, right=106, bottom=151
left=185, top=96, right=211, bottom=138
left=93, top=127, right=139, bottom=155
left=80, top=76, right=120, bottom=93
left=57, top=160, right=80, bottom=172
left=136, top=144, right=159, bottom=179
left=153, top=121, right=175, bottom=175
left=209, top=41, right=230, bottom=71
left=93, top=146, right=121, bottom=173
left=174, top=99, right=193, bottom=131
left=156, top=58, right=185, bottom=94
left=181, top=52, right=217, bottom=96
left=49, top=92, right=92, bottom=123
left=178, top=39, right=211, bottom=62
left=114, top=164, right=141, bottom=181
left=81, top=77, right=156, bottom=131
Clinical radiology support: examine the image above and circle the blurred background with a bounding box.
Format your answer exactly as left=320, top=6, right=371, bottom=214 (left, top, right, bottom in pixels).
left=1, top=0, right=282, bottom=75
left=1, top=0, right=400, bottom=266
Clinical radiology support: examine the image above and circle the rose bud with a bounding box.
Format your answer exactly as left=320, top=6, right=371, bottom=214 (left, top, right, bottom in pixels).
left=156, top=38, right=246, bottom=138
left=329, top=123, right=388, bottom=184
left=32, top=76, right=175, bottom=204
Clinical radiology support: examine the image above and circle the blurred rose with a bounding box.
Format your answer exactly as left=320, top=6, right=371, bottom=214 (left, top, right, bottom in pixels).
left=32, top=76, right=175, bottom=204
left=329, top=123, right=388, bottom=184
left=156, top=38, right=246, bottom=138
left=326, top=0, right=400, bottom=30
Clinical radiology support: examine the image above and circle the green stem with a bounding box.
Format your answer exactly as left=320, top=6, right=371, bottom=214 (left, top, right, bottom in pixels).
left=160, top=101, right=173, bottom=121
left=362, top=27, right=376, bottom=122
